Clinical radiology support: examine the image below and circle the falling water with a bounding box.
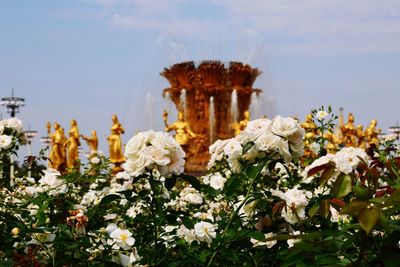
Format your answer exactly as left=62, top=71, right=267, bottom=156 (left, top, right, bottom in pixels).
left=164, top=91, right=173, bottom=114
left=209, top=96, right=215, bottom=143
left=179, top=89, right=187, bottom=119
left=145, top=93, right=154, bottom=130
left=250, top=91, right=260, bottom=119
left=230, top=90, right=239, bottom=123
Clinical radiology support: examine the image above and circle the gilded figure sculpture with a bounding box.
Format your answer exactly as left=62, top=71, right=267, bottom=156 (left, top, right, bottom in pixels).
left=81, top=130, right=99, bottom=153
left=49, top=122, right=67, bottom=171
left=356, top=125, right=366, bottom=148
left=163, top=110, right=196, bottom=146
left=301, top=114, right=319, bottom=156
left=340, top=113, right=358, bottom=147
left=64, top=119, right=80, bottom=170
left=231, top=110, right=250, bottom=135
left=108, top=114, right=126, bottom=173
left=365, top=119, right=381, bottom=147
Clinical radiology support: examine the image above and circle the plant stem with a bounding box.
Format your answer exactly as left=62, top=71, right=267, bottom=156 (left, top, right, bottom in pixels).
left=149, top=171, right=158, bottom=265
left=206, top=160, right=267, bottom=267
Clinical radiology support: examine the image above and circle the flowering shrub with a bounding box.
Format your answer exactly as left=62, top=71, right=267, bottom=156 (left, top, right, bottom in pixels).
left=0, top=110, right=399, bottom=266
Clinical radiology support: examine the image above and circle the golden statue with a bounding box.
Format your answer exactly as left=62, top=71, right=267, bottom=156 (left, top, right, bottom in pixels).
left=356, top=125, right=366, bottom=148
left=163, top=110, right=196, bottom=146
left=49, top=122, right=67, bottom=171
left=340, top=113, right=358, bottom=147
left=301, top=114, right=318, bottom=140
left=365, top=119, right=381, bottom=147
left=231, top=110, right=250, bottom=135
left=323, top=130, right=340, bottom=154
left=108, top=115, right=126, bottom=173
left=81, top=130, right=98, bottom=153
left=64, top=119, right=80, bottom=170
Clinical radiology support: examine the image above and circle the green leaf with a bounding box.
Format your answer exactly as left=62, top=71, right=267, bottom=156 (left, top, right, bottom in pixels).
left=331, top=174, right=352, bottom=198
left=99, top=194, right=121, bottom=205
left=224, top=174, right=242, bottom=197
left=242, top=141, right=254, bottom=154
left=308, top=205, right=319, bottom=217
left=353, top=185, right=369, bottom=200
left=247, top=231, right=266, bottom=241
left=341, top=201, right=368, bottom=215
left=384, top=191, right=400, bottom=207
left=257, top=198, right=268, bottom=209
left=359, top=205, right=380, bottom=234
left=164, top=176, right=176, bottom=190
left=180, top=175, right=201, bottom=191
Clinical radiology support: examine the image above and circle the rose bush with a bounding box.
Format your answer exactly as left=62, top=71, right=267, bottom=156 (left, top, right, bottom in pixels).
left=0, top=110, right=399, bottom=266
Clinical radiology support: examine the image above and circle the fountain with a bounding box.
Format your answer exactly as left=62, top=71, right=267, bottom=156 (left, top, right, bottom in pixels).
left=230, top=90, right=239, bottom=123
left=145, top=93, right=154, bottom=130
left=161, top=60, right=262, bottom=173
left=209, top=96, right=215, bottom=144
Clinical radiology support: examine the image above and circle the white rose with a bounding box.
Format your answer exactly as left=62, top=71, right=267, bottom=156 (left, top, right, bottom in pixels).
left=223, top=139, right=242, bottom=160
left=180, top=187, right=203, bottom=205
left=6, top=118, right=23, bottom=133
left=243, top=118, right=272, bottom=139
left=254, top=132, right=282, bottom=152
left=194, top=221, right=216, bottom=244
left=0, top=135, right=12, bottom=149
left=209, top=174, right=227, bottom=190
left=271, top=116, right=299, bottom=138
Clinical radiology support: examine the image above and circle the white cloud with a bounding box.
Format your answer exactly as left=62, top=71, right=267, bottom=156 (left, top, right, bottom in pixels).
left=87, top=0, right=400, bottom=55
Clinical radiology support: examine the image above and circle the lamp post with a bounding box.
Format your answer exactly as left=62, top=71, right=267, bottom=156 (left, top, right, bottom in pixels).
left=1, top=89, right=25, bottom=184
left=25, top=129, right=38, bottom=177
left=1, top=89, right=25, bottom=118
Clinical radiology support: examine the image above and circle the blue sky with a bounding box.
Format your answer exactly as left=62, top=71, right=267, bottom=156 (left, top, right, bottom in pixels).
left=1, top=0, right=400, bottom=157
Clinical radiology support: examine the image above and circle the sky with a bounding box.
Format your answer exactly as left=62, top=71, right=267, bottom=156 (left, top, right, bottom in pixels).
left=1, top=0, right=400, bottom=159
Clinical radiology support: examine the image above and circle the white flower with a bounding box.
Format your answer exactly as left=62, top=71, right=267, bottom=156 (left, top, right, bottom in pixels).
left=104, top=213, right=117, bottom=221
left=209, top=173, right=227, bottom=190
left=271, top=188, right=309, bottom=224
left=309, top=142, right=320, bottom=155
left=330, top=206, right=349, bottom=223
left=0, top=135, right=12, bottom=149
left=5, top=118, right=23, bottom=132
left=316, top=110, right=328, bottom=120
left=254, top=132, right=281, bottom=152
left=90, top=157, right=100, bottom=164
left=250, top=232, right=277, bottom=248
left=223, top=139, right=242, bottom=161
left=38, top=169, right=67, bottom=195
left=123, top=130, right=185, bottom=177
left=177, top=225, right=197, bottom=244
left=27, top=232, right=56, bottom=245
left=118, top=249, right=141, bottom=267
left=287, top=231, right=301, bottom=248
left=0, top=124, right=3, bottom=134
left=334, top=147, right=368, bottom=174
left=243, top=118, right=272, bottom=139
left=109, top=228, right=135, bottom=250
left=180, top=187, right=203, bottom=205
left=116, top=171, right=131, bottom=180
left=194, top=221, right=217, bottom=244
left=271, top=116, right=299, bottom=138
